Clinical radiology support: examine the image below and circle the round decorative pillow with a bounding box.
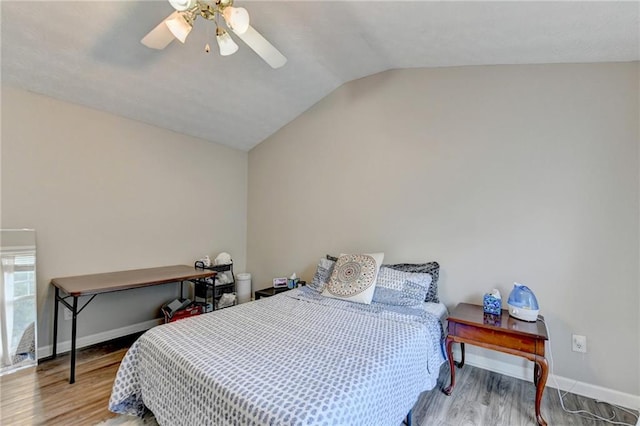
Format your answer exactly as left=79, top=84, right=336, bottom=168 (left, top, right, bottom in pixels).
left=326, top=254, right=378, bottom=297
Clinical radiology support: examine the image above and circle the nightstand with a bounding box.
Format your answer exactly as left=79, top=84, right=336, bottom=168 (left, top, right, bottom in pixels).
left=444, top=302, right=549, bottom=425
left=254, top=287, right=290, bottom=300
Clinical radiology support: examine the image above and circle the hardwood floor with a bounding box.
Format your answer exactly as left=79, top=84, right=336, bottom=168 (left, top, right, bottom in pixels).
left=0, top=334, right=141, bottom=426
left=1, top=335, right=637, bottom=425
left=416, top=363, right=638, bottom=426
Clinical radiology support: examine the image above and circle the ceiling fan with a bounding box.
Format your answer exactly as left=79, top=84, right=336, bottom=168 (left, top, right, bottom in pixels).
left=141, top=0, right=287, bottom=69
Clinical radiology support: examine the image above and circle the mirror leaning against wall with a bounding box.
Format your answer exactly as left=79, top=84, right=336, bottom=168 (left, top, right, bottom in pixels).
left=0, top=229, right=37, bottom=375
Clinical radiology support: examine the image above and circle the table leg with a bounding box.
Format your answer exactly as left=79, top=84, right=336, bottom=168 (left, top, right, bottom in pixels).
left=443, top=336, right=456, bottom=395
left=455, top=342, right=465, bottom=368
left=69, top=296, right=78, bottom=384
left=534, top=358, right=549, bottom=426
left=52, top=287, right=59, bottom=358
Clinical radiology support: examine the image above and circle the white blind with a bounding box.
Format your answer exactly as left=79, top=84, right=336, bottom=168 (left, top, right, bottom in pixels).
left=14, top=254, right=35, bottom=267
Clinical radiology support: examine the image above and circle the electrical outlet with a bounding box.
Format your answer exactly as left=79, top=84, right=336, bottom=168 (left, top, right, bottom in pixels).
left=572, top=334, right=587, bottom=353
left=63, top=308, right=73, bottom=321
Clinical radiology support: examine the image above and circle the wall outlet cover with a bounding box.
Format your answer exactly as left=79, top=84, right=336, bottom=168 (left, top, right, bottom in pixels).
left=572, top=334, right=587, bottom=353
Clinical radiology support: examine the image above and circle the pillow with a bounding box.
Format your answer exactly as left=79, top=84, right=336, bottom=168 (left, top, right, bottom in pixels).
left=308, top=257, right=336, bottom=293
left=372, top=266, right=433, bottom=307
left=383, top=261, right=440, bottom=303
left=322, top=253, right=384, bottom=304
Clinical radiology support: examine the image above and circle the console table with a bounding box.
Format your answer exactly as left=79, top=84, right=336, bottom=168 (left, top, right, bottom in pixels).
left=443, top=302, right=549, bottom=425
left=50, top=265, right=216, bottom=384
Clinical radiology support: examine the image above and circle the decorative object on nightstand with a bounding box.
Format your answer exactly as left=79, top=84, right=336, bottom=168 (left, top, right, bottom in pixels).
left=482, top=288, right=502, bottom=315
left=444, top=302, right=549, bottom=425
left=273, top=277, right=287, bottom=288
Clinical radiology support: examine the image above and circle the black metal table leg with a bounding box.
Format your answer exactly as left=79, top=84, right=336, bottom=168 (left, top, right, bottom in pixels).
left=70, top=296, right=78, bottom=384
left=52, top=287, right=59, bottom=358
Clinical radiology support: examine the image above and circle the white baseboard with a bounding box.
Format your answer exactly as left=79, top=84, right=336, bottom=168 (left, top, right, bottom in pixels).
left=452, top=348, right=640, bottom=411
left=38, top=318, right=162, bottom=359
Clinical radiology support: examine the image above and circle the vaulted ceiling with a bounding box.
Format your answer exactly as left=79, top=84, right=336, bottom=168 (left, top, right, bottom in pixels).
left=2, top=1, right=638, bottom=151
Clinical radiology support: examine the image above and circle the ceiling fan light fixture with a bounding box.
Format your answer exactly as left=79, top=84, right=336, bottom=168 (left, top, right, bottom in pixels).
left=165, top=14, right=193, bottom=43
left=141, top=0, right=286, bottom=67
left=216, top=28, right=239, bottom=56
left=222, top=7, right=250, bottom=34
left=168, top=0, right=197, bottom=12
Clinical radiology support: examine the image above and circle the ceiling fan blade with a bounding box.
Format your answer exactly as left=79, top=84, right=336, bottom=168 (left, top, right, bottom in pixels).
left=232, top=25, right=287, bottom=69
left=141, top=12, right=179, bottom=50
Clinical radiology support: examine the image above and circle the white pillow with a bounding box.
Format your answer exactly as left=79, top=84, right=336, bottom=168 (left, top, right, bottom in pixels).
left=322, top=252, right=384, bottom=304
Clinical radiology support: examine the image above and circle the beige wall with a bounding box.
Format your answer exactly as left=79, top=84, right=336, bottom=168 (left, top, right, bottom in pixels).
left=1, top=87, right=248, bottom=350
left=248, top=63, right=639, bottom=395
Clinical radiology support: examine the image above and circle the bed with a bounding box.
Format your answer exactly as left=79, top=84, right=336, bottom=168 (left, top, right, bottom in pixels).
left=109, top=260, right=447, bottom=425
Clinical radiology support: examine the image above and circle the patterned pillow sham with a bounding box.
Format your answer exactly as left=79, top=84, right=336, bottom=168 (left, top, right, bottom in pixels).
left=371, top=266, right=432, bottom=307
left=322, top=253, right=384, bottom=305
left=383, top=262, right=440, bottom=303
left=308, top=257, right=336, bottom=292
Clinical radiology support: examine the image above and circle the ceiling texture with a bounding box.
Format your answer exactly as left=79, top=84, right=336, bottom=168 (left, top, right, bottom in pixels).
left=2, top=1, right=639, bottom=151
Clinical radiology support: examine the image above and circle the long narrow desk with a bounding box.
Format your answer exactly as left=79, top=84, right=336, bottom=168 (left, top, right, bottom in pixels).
left=50, top=265, right=216, bottom=384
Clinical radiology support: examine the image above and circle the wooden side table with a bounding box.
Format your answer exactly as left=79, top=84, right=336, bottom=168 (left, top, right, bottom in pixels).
left=444, top=303, right=549, bottom=426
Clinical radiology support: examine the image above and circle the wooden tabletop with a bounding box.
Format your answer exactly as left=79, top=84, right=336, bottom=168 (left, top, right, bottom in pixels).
left=449, top=302, right=548, bottom=340
left=51, top=265, right=216, bottom=297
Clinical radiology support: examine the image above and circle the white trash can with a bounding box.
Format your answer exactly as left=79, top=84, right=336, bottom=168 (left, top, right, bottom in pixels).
left=236, top=273, right=251, bottom=304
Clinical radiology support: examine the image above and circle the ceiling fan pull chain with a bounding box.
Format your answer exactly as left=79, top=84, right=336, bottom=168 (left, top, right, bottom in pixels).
left=205, top=18, right=211, bottom=53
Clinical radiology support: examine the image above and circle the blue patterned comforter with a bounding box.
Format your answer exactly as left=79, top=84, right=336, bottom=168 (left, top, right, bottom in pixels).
left=109, top=287, right=445, bottom=425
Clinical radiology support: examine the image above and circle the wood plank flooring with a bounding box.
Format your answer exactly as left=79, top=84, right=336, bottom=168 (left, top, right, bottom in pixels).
left=1, top=334, right=637, bottom=425
left=0, top=334, right=141, bottom=426
left=415, top=363, right=638, bottom=426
